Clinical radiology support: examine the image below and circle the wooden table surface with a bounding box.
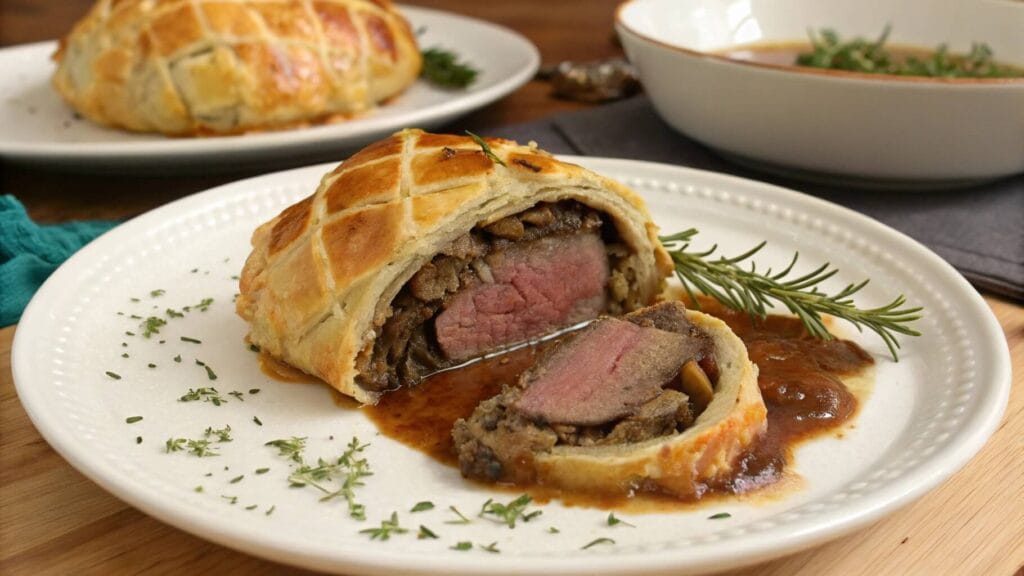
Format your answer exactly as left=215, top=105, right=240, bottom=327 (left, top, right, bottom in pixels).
left=1, top=1, right=1022, bottom=574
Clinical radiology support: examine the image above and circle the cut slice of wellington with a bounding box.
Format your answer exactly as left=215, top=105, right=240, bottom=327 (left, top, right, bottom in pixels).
left=237, top=129, right=673, bottom=403
left=451, top=301, right=767, bottom=499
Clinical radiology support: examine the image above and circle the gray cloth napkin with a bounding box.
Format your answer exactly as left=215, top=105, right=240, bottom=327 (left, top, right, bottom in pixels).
left=468, top=96, right=1023, bottom=301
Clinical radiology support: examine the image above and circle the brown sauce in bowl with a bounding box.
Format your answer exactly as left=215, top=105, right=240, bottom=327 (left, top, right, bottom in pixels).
left=362, top=297, right=874, bottom=508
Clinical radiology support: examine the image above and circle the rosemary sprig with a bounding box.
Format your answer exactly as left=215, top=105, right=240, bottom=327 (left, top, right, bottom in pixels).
left=421, top=48, right=479, bottom=89
left=466, top=131, right=506, bottom=167
left=660, top=229, right=922, bottom=360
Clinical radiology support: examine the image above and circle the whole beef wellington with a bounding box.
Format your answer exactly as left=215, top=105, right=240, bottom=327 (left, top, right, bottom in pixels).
left=237, top=129, right=673, bottom=403
left=453, top=302, right=765, bottom=499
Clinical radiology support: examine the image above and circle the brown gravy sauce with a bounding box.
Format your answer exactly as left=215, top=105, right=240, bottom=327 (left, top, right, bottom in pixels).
left=261, top=297, right=874, bottom=510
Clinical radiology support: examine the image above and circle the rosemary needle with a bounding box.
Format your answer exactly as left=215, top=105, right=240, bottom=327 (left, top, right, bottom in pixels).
left=660, top=229, right=922, bottom=361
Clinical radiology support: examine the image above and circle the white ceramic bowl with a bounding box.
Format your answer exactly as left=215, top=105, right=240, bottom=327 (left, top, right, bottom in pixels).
left=616, top=0, right=1024, bottom=187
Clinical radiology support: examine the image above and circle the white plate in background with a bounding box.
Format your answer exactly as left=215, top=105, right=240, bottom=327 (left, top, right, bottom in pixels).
left=0, top=6, right=539, bottom=171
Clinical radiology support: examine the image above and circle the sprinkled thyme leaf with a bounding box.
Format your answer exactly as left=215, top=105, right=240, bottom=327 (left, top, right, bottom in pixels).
left=359, top=512, right=407, bottom=540
left=150, top=289, right=165, bottom=298
left=187, top=297, right=214, bottom=312
left=660, top=228, right=922, bottom=361
left=129, top=314, right=141, bottom=319
left=548, top=526, right=560, bottom=534
left=230, top=475, right=244, bottom=484
left=245, top=504, right=258, bottom=510
left=479, top=494, right=537, bottom=528
left=194, top=485, right=203, bottom=493
left=465, top=131, right=506, bottom=166
left=136, top=436, right=143, bottom=444
left=420, top=47, right=479, bottom=88
left=417, top=525, right=439, bottom=539
left=180, top=336, right=202, bottom=344
left=222, top=495, right=238, bottom=505
left=121, top=342, right=127, bottom=347
left=411, top=501, right=435, bottom=513
left=228, top=391, right=244, bottom=401
left=166, top=308, right=184, bottom=318
left=249, top=388, right=261, bottom=394
left=479, top=542, right=500, bottom=554
left=451, top=541, right=472, bottom=551
left=708, top=512, right=732, bottom=520
left=248, top=344, right=261, bottom=353
left=445, top=506, right=471, bottom=525
left=265, top=437, right=307, bottom=463
left=607, top=513, right=635, bottom=528
left=204, top=425, right=232, bottom=442
left=105, top=371, right=121, bottom=380
left=286, top=437, right=372, bottom=520
left=165, top=438, right=186, bottom=453
left=201, top=365, right=218, bottom=380
left=582, top=537, right=615, bottom=550
left=125, top=416, right=143, bottom=424
left=140, top=316, right=166, bottom=337
left=130, top=297, right=140, bottom=302
left=121, top=353, right=129, bottom=358
left=173, top=355, right=182, bottom=363
left=125, top=331, right=135, bottom=336
left=179, top=387, right=225, bottom=405
left=147, top=363, right=156, bottom=368
left=255, top=467, right=270, bottom=475
left=265, top=505, right=276, bottom=516
left=253, top=416, right=263, bottom=426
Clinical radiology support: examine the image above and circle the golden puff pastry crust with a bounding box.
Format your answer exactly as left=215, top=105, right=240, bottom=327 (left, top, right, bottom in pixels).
left=53, top=0, right=421, bottom=135
left=237, top=129, right=674, bottom=404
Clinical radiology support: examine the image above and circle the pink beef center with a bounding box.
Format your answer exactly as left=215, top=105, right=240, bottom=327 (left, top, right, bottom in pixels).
left=434, top=233, right=609, bottom=361
left=512, top=319, right=689, bottom=426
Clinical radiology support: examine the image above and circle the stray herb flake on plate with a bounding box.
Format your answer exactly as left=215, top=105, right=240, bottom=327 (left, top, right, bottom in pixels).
left=360, top=512, right=407, bottom=541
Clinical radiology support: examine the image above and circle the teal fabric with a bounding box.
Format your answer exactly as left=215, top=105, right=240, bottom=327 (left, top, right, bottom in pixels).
left=0, top=196, right=119, bottom=326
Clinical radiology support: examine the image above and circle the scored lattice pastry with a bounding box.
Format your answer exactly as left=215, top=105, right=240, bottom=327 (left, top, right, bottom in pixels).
left=52, top=0, right=422, bottom=135
left=237, top=129, right=673, bottom=403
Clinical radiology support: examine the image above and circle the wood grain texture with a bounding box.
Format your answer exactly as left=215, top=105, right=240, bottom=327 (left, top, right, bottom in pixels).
left=1, top=1, right=1022, bottom=574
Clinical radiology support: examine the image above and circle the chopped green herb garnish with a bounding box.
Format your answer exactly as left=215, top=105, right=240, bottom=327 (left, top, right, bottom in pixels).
left=479, top=542, right=500, bottom=554
left=445, top=506, right=471, bottom=525
left=121, top=353, right=129, bottom=358
left=222, top=495, right=238, bottom=505
left=265, top=437, right=307, bottom=463
left=179, top=387, right=225, bottom=405
left=136, top=436, right=143, bottom=444
left=359, top=512, right=408, bottom=541
left=466, top=131, right=506, bottom=166
left=228, top=390, right=243, bottom=401
left=285, top=437, right=372, bottom=520
left=105, top=371, right=121, bottom=380
left=248, top=344, right=261, bottom=353
left=173, top=355, right=182, bottom=363
left=417, top=525, right=439, bottom=539
left=255, top=467, right=270, bottom=475
left=245, top=504, right=258, bottom=510
left=797, top=26, right=1024, bottom=79
left=130, top=297, right=140, bottom=303
left=126, top=416, right=143, bottom=424
left=125, top=331, right=135, bottom=336
left=140, top=316, right=166, bottom=338
left=150, top=289, right=165, bottom=298
left=479, top=494, right=538, bottom=528
left=582, top=537, right=615, bottom=550
left=203, top=365, right=218, bottom=381
left=420, top=48, right=479, bottom=89
left=411, top=501, right=434, bottom=513
left=708, top=512, right=732, bottom=520
left=607, top=513, right=635, bottom=528
left=184, top=298, right=214, bottom=313
left=249, top=388, right=261, bottom=394
left=230, top=475, right=244, bottom=484
left=265, top=505, right=276, bottom=516
left=194, top=485, right=204, bottom=493
left=451, top=541, right=472, bottom=551
left=253, top=416, right=263, bottom=426
left=166, top=308, right=184, bottom=318
left=180, top=336, right=202, bottom=344
left=204, top=425, right=232, bottom=442
left=548, top=526, right=560, bottom=534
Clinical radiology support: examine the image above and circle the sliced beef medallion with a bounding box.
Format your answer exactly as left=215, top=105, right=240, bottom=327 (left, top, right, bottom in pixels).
left=453, top=301, right=717, bottom=484
left=355, top=201, right=651, bottom=393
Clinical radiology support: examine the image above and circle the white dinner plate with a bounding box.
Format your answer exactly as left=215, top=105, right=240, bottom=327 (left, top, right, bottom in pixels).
left=12, top=158, right=1010, bottom=575
left=0, top=6, right=539, bottom=171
